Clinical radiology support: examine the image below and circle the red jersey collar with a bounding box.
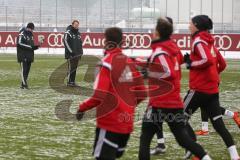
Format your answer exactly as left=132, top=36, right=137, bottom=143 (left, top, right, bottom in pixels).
left=104, top=47, right=122, bottom=55
left=151, top=38, right=171, bottom=50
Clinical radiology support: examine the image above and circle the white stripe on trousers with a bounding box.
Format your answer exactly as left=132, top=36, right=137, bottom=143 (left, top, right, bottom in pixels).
left=103, top=138, right=118, bottom=148
left=94, top=129, right=106, bottom=158
left=20, top=62, right=26, bottom=85
left=183, top=90, right=195, bottom=113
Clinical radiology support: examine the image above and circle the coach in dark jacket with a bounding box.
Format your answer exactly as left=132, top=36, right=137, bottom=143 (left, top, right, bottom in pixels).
left=63, top=20, right=83, bottom=87
left=17, top=22, right=39, bottom=89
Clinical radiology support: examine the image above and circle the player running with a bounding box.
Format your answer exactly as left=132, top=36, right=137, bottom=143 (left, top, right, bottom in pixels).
left=138, top=17, right=211, bottom=160
left=183, top=15, right=240, bottom=160
left=195, top=48, right=240, bottom=136
left=76, top=27, right=146, bottom=160
left=148, top=18, right=187, bottom=156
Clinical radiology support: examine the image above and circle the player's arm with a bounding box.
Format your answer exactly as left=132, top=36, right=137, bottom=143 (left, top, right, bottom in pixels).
left=190, top=43, right=214, bottom=69
left=215, top=48, right=227, bottom=73
left=132, top=70, right=147, bottom=105
left=63, top=31, right=73, bottom=54
left=78, top=66, right=111, bottom=112
left=132, top=56, right=148, bottom=68
left=177, top=51, right=184, bottom=65
left=148, top=54, right=176, bottom=80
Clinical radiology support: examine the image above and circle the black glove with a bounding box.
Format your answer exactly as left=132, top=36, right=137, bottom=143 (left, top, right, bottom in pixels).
left=76, top=110, right=84, bottom=121
left=183, top=53, right=190, bottom=63
left=184, top=53, right=192, bottom=69
left=140, top=68, right=148, bottom=79
left=32, top=45, right=39, bottom=50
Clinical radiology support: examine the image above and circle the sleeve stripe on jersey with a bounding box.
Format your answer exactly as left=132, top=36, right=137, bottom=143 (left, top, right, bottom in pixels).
left=148, top=55, right=171, bottom=79
left=93, top=72, right=100, bottom=90
left=150, top=48, right=168, bottom=63
left=191, top=43, right=208, bottom=67
left=102, top=62, right=112, bottom=70
left=64, top=33, right=73, bottom=53
left=191, top=38, right=208, bottom=52
left=158, top=55, right=171, bottom=78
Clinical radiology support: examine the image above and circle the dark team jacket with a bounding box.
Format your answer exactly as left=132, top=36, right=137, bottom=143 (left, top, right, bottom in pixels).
left=17, top=28, right=36, bottom=62
left=63, top=25, right=83, bottom=59
left=78, top=48, right=146, bottom=134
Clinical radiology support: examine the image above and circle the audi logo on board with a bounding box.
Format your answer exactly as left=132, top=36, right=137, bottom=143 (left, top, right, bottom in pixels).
left=48, top=33, right=64, bottom=47
left=0, top=32, right=239, bottom=51
left=46, top=33, right=152, bottom=48
left=213, top=35, right=232, bottom=50
left=123, top=34, right=152, bottom=49
left=46, top=33, right=236, bottom=51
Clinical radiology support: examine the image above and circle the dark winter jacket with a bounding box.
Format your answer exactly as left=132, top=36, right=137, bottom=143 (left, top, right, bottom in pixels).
left=63, top=25, right=83, bottom=59
left=17, top=28, right=38, bottom=62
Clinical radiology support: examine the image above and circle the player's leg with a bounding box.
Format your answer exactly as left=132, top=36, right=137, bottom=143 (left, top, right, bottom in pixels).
left=138, top=108, right=160, bottom=160
left=206, top=94, right=239, bottom=160
left=24, top=61, right=31, bottom=88
left=68, top=57, right=75, bottom=85
left=165, top=109, right=211, bottom=160
left=220, top=106, right=240, bottom=128
left=183, top=90, right=207, bottom=158
left=183, top=90, right=203, bottom=118
left=25, top=62, right=31, bottom=79
left=195, top=107, right=209, bottom=136
left=67, top=58, right=72, bottom=85
left=68, top=56, right=80, bottom=86
left=183, top=90, right=203, bottom=140
left=19, top=62, right=25, bottom=88
left=20, top=60, right=30, bottom=89
left=150, top=125, right=166, bottom=155
left=93, top=128, right=120, bottom=160
left=116, top=133, right=130, bottom=158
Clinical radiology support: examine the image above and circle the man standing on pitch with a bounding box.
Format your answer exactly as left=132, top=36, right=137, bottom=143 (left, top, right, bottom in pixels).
left=64, top=20, right=83, bottom=87
left=17, top=22, right=40, bottom=89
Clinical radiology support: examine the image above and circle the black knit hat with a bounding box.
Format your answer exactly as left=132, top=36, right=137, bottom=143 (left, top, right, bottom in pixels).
left=192, top=15, right=213, bottom=31
left=27, top=22, right=35, bottom=30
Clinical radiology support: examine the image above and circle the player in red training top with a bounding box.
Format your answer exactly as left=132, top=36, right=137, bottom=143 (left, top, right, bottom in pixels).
left=183, top=15, right=240, bottom=160
left=76, top=27, right=146, bottom=160
left=195, top=48, right=240, bottom=136
left=138, top=17, right=211, bottom=160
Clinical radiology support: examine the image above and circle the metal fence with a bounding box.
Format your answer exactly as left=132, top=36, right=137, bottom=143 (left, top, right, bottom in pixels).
left=0, top=0, right=239, bottom=33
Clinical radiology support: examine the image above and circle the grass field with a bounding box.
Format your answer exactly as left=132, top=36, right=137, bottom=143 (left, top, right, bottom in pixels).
left=0, top=54, right=239, bottom=160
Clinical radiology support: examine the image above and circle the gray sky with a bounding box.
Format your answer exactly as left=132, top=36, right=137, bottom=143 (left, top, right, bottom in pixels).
left=0, top=0, right=239, bottom=28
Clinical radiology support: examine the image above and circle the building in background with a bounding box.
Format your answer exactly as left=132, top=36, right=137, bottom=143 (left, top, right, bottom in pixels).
left=0, top=0, right=239, bottom=33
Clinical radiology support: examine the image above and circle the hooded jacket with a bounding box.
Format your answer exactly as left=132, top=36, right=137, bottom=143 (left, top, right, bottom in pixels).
left=213, top=47, right=227, bottom=74
left=63, top=25, right=83, bottom=59
left=148, top=38, right=184, bottom=109
left=189, top=31, right=219, bottom=94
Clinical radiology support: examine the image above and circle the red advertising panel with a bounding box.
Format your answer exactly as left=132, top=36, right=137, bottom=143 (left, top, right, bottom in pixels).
left=0, top=32, right=239, bottom=51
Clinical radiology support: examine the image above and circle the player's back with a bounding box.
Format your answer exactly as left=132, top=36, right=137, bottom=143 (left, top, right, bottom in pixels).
left=96, top=48, right=145, bottom=134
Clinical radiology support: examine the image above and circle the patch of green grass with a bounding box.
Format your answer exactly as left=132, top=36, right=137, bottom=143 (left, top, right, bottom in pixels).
left=0, top=54, right=239, bottom=160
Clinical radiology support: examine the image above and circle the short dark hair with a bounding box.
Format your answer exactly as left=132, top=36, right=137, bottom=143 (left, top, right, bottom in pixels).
left=155, top=17, right=173, bottom=39
left=72, top=20, right=79, bottom=25
left=104, top=27, right=123, bottom=45
left=27, top=22, right=35, bottom=30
